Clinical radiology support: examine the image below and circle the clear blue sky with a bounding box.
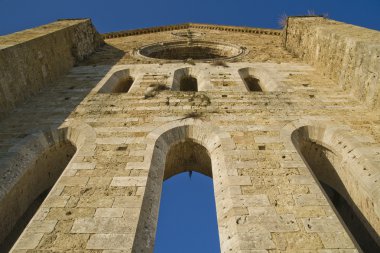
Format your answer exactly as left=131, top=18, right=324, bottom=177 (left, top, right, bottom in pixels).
left=155, top=172, right=220, bottom=253
left=0, top=0, right=379, bottom=35
left=1, top=1, right=379, bottom=252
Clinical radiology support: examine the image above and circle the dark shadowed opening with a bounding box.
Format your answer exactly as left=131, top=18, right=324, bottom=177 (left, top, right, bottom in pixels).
left=180, top=76, right=198, bottom=92
left=292, top=127, right=380, bottom=253
left=0, top=189, right=49, bottom=252
left=244, top=76, right=262, bottom=91
left=113, top=76, right=134, bottom=93
left=138, top=41, right=243, bottom=61
left=0, top=140, right=76, bottom=252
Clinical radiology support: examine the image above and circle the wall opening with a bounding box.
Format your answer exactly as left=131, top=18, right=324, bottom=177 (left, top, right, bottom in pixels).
left=292, top=126, right=380, bottom=252
left=112, top=76, right=134, bottom=93
left=154, top=139, right=219, bottom=252
left=243, top=76, right=262, bottom=91
left=0, top=131, right=76, bottom=252
left=154, top=172, right=220, bottom=253
left=180, top=76, right=198, bottom=92
left=0, top=189, right=49, bottom=252
left=99, top=69, right=135, bottom=93
left=132, top=124, right=232, bottom=252
left=172, top=68, right=202, bottom=91
left=238, top=68, right=263, bottom=92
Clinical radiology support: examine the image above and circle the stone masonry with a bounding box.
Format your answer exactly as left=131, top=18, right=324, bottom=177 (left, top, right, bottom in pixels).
left=0, top=17, right=379, bottom=252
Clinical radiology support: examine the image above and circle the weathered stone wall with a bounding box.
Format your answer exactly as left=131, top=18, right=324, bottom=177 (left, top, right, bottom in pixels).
left=0, top=19, right=103, bottom=119
left=0, top=20, right=379, bottom=252
left=284, top=16, right=380, bottom=109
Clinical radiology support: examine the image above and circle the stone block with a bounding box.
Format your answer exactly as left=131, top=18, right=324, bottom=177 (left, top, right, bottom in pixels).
left=110, top=177, right=147, bottom=187
left=95, top=208, right=124, bottom=218
left=87, top=234, right=133, bottom=250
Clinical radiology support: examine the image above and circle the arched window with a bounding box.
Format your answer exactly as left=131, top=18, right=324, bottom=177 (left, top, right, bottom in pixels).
left=292, top=126, right=380, bottom=252
left=155, top=139, right=219, bottom=252
left=179, top=76, right=198, bottom=91
left=172, top=68, right=201, bottom=91
left=0, top=129, right=76, bottom=252
left=99, top=69, right=135, bottom=93
left=113, top=76, right=134, bottom=93
left=132, top=124, right=236, bottom=253
left=238, top=68, right=263, bottom=92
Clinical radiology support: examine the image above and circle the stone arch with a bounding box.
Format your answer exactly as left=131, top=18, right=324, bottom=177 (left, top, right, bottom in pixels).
left=132, top=118, right=238, bottom=252
left=0, top=122, right=95, bottom=250
left=238, top=67, right=284, bottom=92
left=172, top=67, right=206, bottom=91
left=239, top=67, right=263, bottom=91
left=97, top=68, right=136, bottom=93
left=281, top=120, right=380, bottom=251
left=164, top=139, right=212, bottom=180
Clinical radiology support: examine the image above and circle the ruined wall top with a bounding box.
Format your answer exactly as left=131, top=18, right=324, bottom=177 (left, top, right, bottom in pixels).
left=0, top=19, right=103, bottom=119
left=284, top=16, right=380, bottom=109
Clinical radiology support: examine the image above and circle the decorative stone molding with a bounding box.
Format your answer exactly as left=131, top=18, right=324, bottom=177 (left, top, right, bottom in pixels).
left=137, top=40, right=246, bottom=62
left=102, top=23, right=281, bottom=39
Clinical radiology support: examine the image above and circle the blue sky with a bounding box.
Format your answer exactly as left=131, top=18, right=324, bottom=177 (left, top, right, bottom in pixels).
left=1, top=1, right=379, bottom=252
left=154, top=172, right=220, bottom=253
left=0, top=0, right=379, bottom=35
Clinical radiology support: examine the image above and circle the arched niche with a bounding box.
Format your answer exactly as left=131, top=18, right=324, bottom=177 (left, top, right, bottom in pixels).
left=291, top=125, right=380, bottom=252
left=238, top=68, right=263, bottom=92
left=0, top=123, right=95, bottom=251
left=131, top=120, right=237, bottom=252
left=180, top=76, right=198, bottom=91
left=98, top=69, right=135, bottom=93
left=172, top=67, right=204, bottom=91
left=238, top=67, right=282, bottom=92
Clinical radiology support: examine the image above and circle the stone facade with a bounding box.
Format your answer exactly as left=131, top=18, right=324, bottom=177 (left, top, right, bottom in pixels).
left=0, top=17, right=379, bottom=252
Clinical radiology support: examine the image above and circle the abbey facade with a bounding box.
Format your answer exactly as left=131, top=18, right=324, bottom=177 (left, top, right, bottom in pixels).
left=0, top=17, right=379, bottom=252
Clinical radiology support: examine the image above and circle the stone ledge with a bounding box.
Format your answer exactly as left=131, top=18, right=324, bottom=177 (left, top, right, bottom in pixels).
left=102, top=22, right=281, bottom=39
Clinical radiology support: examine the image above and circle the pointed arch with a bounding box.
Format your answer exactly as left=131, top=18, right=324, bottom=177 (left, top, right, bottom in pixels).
left=0, top=122, right=96, bottom=250
left=172, top=67, right=204, bottom=91
left=131, top=119, right=238, bottom=252
left=98, top=69, right=136, bottom=93
left=281, top=120, right=380, bottom=251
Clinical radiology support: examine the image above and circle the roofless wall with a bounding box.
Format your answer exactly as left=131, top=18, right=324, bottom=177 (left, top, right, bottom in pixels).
left=0, top=17, right=379, bottom=253
left=284, top=16, right=380, bottom=109
left=0, top=19, right=103, bottom=120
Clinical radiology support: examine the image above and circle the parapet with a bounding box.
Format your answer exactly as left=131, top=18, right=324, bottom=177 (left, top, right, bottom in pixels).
left=0, top=19, right=103, bottom=119
left=284, top=16, right=380, bottom=109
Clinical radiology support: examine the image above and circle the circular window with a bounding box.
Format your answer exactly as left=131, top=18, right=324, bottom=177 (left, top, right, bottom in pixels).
left=138, top=40, right=245, bottom=60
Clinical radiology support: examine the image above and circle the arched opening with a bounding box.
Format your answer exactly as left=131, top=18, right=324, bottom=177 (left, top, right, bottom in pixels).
left=292, top=126, right=380, bottom=252
left=238, top=68, right=263, bottom=92
left=132, top=124, right=235, bottom=253
left=98, top=69, right=135, bottom=93
left=172, top=68, right=203, bottom=91
left=180, top=76, right=198, bottom=92
left=243, top=76, right=262, bottom=92
left=113, top=76, right=134, bottom=93
left=154, top=139, right=219, bottom=252
left=0, top=131, right=76, bottom=252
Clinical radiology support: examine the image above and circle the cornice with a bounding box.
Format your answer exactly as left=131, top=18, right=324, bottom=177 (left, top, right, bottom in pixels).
left=102, top=23, right=281, bottom=39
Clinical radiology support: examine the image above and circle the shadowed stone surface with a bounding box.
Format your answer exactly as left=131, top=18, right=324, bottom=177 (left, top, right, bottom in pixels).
left=0, top=17, right=378, bottom=253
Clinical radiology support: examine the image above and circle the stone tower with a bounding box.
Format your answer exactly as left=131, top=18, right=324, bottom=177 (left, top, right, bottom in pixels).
left=0, top=17, right=379, bottom=252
